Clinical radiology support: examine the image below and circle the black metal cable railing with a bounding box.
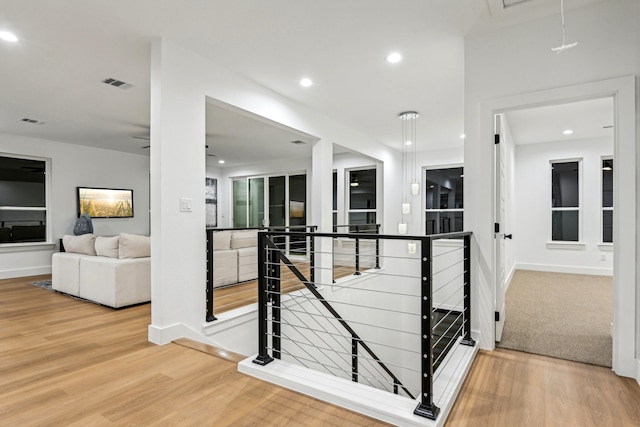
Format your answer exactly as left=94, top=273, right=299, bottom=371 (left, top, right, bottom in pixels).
left=251, top=229, right=475, bottom=421
left=205, top=225, right=316, bottom=321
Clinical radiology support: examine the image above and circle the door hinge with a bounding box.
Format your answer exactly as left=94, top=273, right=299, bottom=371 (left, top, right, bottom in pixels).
left=494, top=223, right=500, bottom=233
left=494, top=134, right=500, bottom=144
left=495, top=311, right=500, bottom=321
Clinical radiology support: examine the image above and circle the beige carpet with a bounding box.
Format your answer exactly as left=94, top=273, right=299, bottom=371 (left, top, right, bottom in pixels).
left=497, top=270, right=612, bottom=367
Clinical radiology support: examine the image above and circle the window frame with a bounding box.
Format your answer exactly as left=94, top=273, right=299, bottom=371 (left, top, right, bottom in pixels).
left=346, top=166, right=377, bottom=229
left=0, top=153, right=53, bottom=250
left=423, top=164, right=464, bottom=235
left=549, top=158, right=583, bottom=244
left=601, top=156, right=614, bottom=245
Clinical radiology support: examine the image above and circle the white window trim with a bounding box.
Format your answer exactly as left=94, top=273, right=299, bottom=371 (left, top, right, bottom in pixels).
left=549, top=158, right=583, bottom=243
left=0, top=153, right=52, bottom=248
left=423, top=164, right=464, bottom=235
left=601, top=156, right=614, bottom=245
left=346, top=166, right=378, bottom=228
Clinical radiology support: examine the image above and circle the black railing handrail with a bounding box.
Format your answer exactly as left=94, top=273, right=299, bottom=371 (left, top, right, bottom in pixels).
left=256, top=232, right=415, bottom=400
left=206, top=225, right=317, bottom=232
left=258, top=229, right=471, bottom=241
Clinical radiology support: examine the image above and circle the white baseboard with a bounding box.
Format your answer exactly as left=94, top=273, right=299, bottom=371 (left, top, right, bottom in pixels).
left=505, top=265, right=516, bottom=291
left=0, top=266, right=52, bottom=280
left=515, top=263, right=612, bottom=276
left=148, top=323, right=206, bottom=345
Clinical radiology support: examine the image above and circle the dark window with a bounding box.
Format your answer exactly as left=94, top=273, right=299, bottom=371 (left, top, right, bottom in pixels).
left=0, top=155, right=48, bottom=244
left=348, top=168, right=376, bottom=228
left=425, top=167, right=463, bottom=235
left=550, top=161, right=580, bottom=242
left=602, top=158, right=613, bottom=243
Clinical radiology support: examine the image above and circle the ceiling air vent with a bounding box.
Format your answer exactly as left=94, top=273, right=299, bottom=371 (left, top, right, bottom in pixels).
left=290, top=140, right=307, bottom=145
left=102, top=77, right=133, bottom=89
left=21, top=118, right=45, bottom=125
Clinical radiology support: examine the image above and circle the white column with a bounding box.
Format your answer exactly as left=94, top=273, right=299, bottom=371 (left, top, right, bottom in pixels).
left=311, top=139, right=333, bottom=287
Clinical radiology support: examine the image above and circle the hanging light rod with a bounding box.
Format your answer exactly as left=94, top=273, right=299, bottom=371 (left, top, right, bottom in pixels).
left=398, top=111, right=419, bottom=120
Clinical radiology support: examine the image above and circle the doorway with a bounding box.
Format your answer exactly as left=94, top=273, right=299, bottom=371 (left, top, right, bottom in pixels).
left=493, top=97, right=616, bottom=366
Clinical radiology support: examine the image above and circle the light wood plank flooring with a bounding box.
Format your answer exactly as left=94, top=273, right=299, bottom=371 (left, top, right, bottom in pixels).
left=3, top=275, right=640, bottom=426
left=0, top=275, right=387, bottom=426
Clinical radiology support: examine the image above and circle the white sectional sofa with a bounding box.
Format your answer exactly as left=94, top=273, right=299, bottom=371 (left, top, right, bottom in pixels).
left=52, top=233, right=151, bottom=308
left=211, top=229, right=258, bottom=287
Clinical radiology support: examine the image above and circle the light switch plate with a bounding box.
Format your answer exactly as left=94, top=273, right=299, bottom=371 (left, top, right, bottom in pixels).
left=180, top=197, right=192, bottom=212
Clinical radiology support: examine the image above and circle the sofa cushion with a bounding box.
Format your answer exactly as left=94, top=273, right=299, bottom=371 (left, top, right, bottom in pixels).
left=230, top=230, right=257, bottom=249
left=213, top=249, right=238, bottom=288
left=95, top=235, right=120, bottom=258
left=118, top=233, right=151, bottom=259
left=62, top=234, right=97, bottom=255
left=212, top=230, right=232, bottom=251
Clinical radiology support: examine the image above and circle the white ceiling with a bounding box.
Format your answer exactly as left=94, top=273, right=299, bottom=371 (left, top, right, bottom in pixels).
left=0, top=0, right=608, bottom=167
left=503, top=97, right=614, bottom=145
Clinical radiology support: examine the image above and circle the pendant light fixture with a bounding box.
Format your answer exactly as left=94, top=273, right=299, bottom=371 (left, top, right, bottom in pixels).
left=398, top=111, right=419, bottom=234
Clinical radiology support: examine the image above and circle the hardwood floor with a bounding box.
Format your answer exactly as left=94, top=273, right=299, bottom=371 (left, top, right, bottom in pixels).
left=0, top=275, right=387, bottom=426
left=3, top=275, right=640, bottom=426
left=446, top=349, right=640, bottom=427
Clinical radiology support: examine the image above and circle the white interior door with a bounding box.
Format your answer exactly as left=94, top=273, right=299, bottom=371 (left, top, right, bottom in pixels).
left=494, top=114, right=507, bottom=342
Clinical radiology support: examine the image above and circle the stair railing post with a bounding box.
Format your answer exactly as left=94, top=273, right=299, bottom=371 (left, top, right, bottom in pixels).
left=205, top=229, right=216, bottom=322
left=253, top=231, right=274, bottom=366
left=414, top=237, right=440, bottom=420
left=461, top=234, right=476, bottom=347
left=352, top=335, right=358, bottom=383
left=375, top=224, right=381, bottom=269
left=354, top=233, right=361, bottom=276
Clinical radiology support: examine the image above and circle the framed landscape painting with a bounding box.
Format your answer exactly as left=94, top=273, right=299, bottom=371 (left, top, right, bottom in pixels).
left=77, top=187, right=134, bottom=218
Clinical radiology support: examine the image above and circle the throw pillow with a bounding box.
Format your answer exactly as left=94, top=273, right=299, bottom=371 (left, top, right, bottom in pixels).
left=118, top=233, right=151, bottom=259
left=95, top=235, right=120, bottom=258
left=62, top=234, right=97, bottom=255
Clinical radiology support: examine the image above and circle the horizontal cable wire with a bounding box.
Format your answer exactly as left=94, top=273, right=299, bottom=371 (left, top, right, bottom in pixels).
left=268, top=320, right=421, bottom=356
left=270, top=347, right=420, bottom=396
left=268, top=331, right=421, bottom=374
left=432, top=310, right=465, bottom=350
left=316, top=281, right=422, bottom=299
left=432, top=258, right=465, bottom=277
left=432, top=288, right=466, bottom=322
left=431, top=245, right=465, bottom=259
left=432, top=271, right=466, bottom=294
left=266, top=289, right=421, bottom=318
left=279, top=289, right=388, bottom=386
left=265, top=306, right=420, bottom=337
left=433, top=336, right=466, bottom=383
left=433, top=323, right=465, bottom=368
left=432, top=305, right=464, bottom=333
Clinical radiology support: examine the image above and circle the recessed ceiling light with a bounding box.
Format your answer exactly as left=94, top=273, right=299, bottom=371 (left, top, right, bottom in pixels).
left=218, top=160, right=225, bottom=164
left=386, top=52, right=402, bottom=63
left=404, top=140, right=412, bottom=146
left=0, top=31, right=18, bottom=42
left=563, top=129, right=573, bottom=135
left=299, top=78, right=313, bottom=87
left=460, top=133, right=466, bottom=139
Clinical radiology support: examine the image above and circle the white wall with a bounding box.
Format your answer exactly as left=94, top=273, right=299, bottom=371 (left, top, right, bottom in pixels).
left=464, top=0, right=639, bottom=377
left=148, top=39, right=403, bottom=347
left=515, top=137, right=613, bottom=275
left=0, top=133, right=150, bottom=279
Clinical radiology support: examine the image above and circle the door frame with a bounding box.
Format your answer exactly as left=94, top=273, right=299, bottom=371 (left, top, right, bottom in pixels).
left=483, top=76, right=636, bottom=378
